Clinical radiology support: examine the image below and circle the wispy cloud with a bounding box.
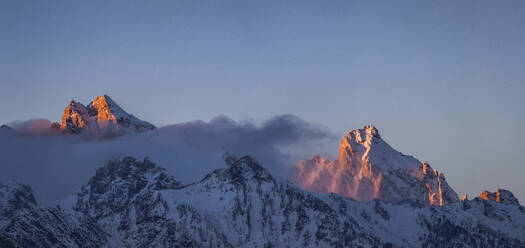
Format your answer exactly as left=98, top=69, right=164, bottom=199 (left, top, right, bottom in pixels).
left=0, top=115, right=336, bottom=204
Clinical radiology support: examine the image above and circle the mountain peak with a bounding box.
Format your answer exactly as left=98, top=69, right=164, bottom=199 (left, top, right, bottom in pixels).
left=86, top=156, right=182, bottom=192
left=56, top=95, right=155, bottom=136
left=343, top=125, right=381, bottom=145
left=60, top=100, right=90, bottom=133
left=225, top=156, right=274, bottom=183
left=297, top=125, right=459, bottom=206
left=422, top=161, right=438, bottom=176
left=205, top=155, right=276, bottom=187
left=75, top=156, right=181, bottom=219
left=362, top=125, right=380, bottom=138
left=91, top=95, right=115, bottom=110
left=338, top=125, right=406, bottom=170
left=87, top=95, right=126, bottom=130
left=95, top=94, right=111, bottom=100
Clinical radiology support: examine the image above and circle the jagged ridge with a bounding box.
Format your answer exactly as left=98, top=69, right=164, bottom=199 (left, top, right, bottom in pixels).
left=1, top=155, right=524, bottom=247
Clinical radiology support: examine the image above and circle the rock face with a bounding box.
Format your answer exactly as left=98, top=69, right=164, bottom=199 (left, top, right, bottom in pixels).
left=0, top=182, right=107, bottom=247
left=479, top=189, right=520, bottom=205
left=57, top=95, right=155, bottom=135
left=1, top=156, right=525, bottom=247
left=0, top=207, right=107, bottom=248
left=0, top=182, right=37, bottom=227
left=73, top=157, right=205, bottom=248
left=60, top=100, right=92, bottom=134
left=296, top=125, right=459, bottom=206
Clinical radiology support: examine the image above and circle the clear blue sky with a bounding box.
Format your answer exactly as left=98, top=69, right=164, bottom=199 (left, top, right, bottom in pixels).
left=1, top=1, right=524, bottom=201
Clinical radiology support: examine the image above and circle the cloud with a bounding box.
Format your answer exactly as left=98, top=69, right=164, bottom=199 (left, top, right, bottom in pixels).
left=8, top=119, right=54, bottom=134
left=0, top=115, right=337, bottom=204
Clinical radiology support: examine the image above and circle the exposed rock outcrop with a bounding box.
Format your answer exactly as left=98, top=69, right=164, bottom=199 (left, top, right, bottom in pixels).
left=479, top=189, right=520, bottom=205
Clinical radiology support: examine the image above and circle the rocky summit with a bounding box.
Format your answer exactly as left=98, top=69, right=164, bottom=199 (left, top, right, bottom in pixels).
left=52, top=95, right=155, bottom=136
left=296, top=125, right=459, bottom=206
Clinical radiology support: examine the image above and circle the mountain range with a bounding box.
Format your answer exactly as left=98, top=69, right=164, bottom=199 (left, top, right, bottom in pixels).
left=1, top=95, right=523, bottom=247
left=1, top=156, right=524, bottom=247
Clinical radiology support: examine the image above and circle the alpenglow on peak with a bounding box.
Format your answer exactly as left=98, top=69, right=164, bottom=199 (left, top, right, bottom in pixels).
left=52, top=95, right=155, bottom=136
left=296, top=125, right=459, bottom=206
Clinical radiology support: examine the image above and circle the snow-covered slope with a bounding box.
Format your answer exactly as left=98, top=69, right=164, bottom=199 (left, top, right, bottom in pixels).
left=0, top=182, right=108, bottom=248
left=0, top=207, right=108, bottom=248
left=0, top=182, right=37, bottom=227
left=296, top=125, right=459, bottom=206
left=54, top=95, right=155, bottom=136
left=68, top=156, right=525, bottom=247
left=2, top=156, right=524, bottom=247
left=73, top=156, right=386, bottom=247
left=74, top=157, right=231, bottom=247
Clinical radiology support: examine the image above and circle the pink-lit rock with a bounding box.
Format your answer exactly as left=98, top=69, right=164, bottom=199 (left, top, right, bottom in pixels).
left=56, top=95, right=155, bottom=136
left=296, top=125, right=459, bottom=206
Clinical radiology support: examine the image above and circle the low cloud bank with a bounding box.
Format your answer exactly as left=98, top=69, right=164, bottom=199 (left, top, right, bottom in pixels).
left=0, top=115, right=337, bottom=204
left=8, top=119, right=53, bottom=134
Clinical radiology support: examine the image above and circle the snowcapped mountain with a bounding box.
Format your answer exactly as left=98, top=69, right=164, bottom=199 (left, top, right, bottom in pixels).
left=53, top=95, right=155, bottom=136
left=296, top=125, right=459, bottom=206
left=74, top=157, right=231, bottom=247
left=2, top=155, right=524, bottom=247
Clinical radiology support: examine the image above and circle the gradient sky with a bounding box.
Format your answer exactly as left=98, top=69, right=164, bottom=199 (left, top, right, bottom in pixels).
left=1, top=1, right=525, bottom=201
